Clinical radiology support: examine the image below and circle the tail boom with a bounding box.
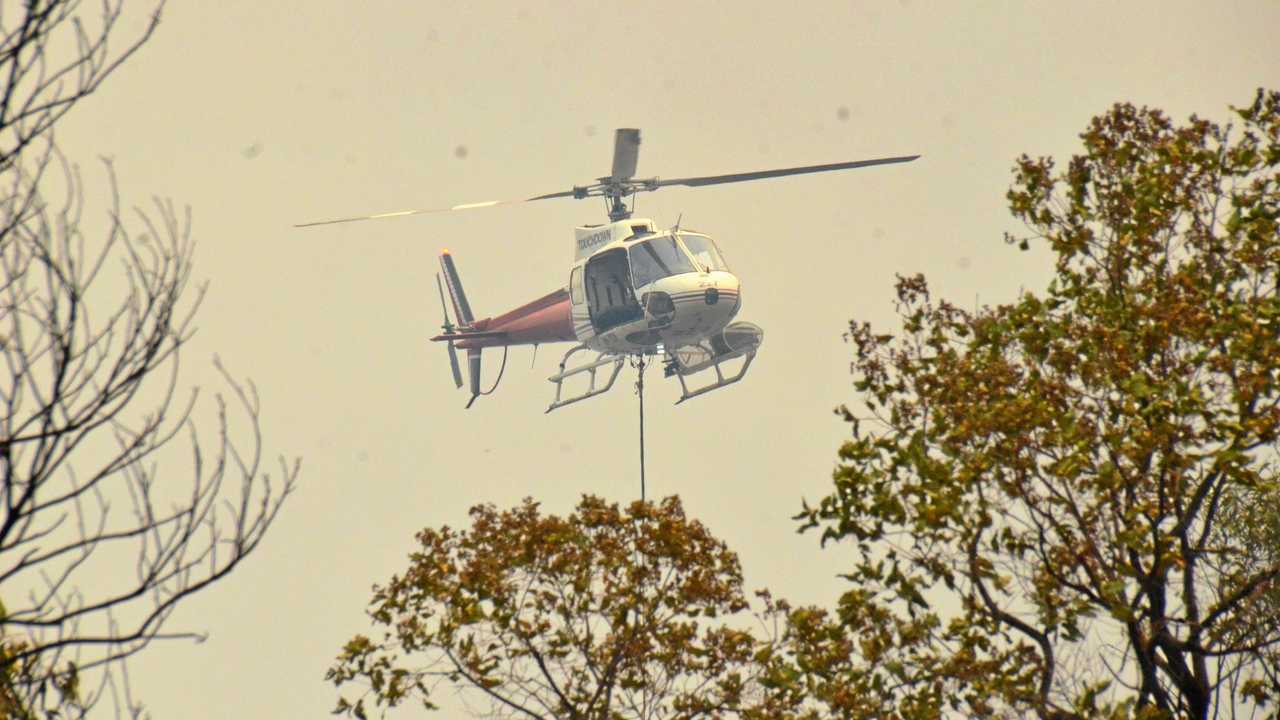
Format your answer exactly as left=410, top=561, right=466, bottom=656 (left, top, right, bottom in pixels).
left=430, top=248, right=575, bottom=408
left=433, top=288, right=575, bottom=349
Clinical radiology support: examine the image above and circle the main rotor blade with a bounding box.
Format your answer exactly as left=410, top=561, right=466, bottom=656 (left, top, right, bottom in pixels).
left=652, top=155, right=920, bottom=190
left=295, top=193, right=572, bottom=228
left=610, top=128, right=641, bottom=181
left=526, top=189, right=577, bottom=201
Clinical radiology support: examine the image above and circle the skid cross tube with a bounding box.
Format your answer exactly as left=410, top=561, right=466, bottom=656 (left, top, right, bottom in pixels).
left=666, top=326, right=763, bottom=404
left=672, top=348, right=757, bottom=404
left=546, top=346, right=626, bottom=413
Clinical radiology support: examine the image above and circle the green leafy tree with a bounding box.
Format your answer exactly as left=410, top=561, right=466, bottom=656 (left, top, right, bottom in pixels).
left=330, top=496, right=807, bottom=720
left=1216, top=479, right=1280, bottom=703
left=796, top=90, right=1280, bottom=719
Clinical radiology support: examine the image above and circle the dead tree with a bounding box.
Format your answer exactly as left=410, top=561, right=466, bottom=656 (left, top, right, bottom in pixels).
left=0, top=0, right=162, bottom=172
left=1, top=2, right=298, bottom=716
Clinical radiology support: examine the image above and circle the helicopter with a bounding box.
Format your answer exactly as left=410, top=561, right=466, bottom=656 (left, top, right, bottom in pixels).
left=298, top=129, right=917, bottom=411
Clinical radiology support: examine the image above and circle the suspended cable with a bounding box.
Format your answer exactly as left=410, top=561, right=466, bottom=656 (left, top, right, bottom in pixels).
left=632, top=354, right=648, bottom=501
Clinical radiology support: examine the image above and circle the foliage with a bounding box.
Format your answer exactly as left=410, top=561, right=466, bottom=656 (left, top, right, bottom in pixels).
left=798, top=90, right=1280, bottom=719
left=1, top=1, right=297, bottom=716
left=330, top=496, right=810, bottom=720
left=2, top=612, right=83, bottom=720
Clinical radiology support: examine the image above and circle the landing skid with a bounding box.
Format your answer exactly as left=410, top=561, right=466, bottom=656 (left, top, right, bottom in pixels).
left=546, top=345, right=625, bottom=413
left=665, top=321, right=763, bottom=404
left=546, top=323, right=763, bottom=410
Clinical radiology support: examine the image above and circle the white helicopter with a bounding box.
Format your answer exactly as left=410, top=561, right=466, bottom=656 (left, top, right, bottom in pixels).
left=299, top=130, right=917, bottom=411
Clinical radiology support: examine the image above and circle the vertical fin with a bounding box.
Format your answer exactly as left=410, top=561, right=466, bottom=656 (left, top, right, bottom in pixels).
left=465, top=348, right=482, bottom=409
left=439, top=250, right=475, bottom=326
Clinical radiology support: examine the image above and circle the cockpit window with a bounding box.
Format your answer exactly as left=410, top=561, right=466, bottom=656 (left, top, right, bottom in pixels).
left=680, top=233, right=729, bottom=272
left=628, top=237, right=696, bottom=288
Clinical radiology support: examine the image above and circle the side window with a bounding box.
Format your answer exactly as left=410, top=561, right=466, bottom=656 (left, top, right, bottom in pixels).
left=570, top=266, right=585, bottom=304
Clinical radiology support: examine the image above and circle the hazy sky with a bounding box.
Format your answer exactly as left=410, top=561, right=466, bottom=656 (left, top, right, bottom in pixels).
left=50, top=1, right=1279, bottom=717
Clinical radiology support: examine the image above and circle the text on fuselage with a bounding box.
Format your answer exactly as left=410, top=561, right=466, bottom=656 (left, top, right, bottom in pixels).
left=577, top=229, right=612, bottom=252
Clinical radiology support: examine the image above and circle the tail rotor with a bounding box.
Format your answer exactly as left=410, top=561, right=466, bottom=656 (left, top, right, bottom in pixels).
left=435, top=273, right=464, bottom=388
left=437, top=250, right=487, bottom=408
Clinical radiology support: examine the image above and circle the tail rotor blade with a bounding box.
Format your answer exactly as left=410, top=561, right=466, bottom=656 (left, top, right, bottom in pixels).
left=435, top=273, right=463, bottom=388
left=447, top=341, right=464, bottom=389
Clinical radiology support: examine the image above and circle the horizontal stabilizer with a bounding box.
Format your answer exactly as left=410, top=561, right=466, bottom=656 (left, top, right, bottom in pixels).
left=430, top=330, right=509, bottom=342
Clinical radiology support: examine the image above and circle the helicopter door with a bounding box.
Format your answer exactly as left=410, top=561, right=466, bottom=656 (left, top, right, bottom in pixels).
left=584, top=248, right=641, bottom=333
left=569, top=264, right=593, bottom=340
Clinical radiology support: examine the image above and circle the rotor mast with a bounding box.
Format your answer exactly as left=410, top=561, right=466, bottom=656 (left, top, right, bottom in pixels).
left=607, top=186, right=633, bottom=222
left=571, top=181, right=647, bottom=221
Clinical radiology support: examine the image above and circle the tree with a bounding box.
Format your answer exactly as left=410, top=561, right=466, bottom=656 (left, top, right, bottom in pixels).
left=330, top=496, right=804, bottom=720
left=795, top=89, right=1280, bottom=719
left=0, top=0, right=160, bottom=171
left=1, top=1, right=297, bottom=716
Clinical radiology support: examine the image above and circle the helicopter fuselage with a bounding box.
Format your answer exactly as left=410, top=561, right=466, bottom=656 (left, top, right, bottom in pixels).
left=449, top=218, right=741, bottom=358
left=567, top=220, right=740, bottom=356
left=573, top=268, right=740, bottom=354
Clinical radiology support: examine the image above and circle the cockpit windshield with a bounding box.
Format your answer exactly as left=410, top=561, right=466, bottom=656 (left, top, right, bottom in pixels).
left=629, top=237, right=696, bottom=288
left=679, top=233, right=729, bottom=272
